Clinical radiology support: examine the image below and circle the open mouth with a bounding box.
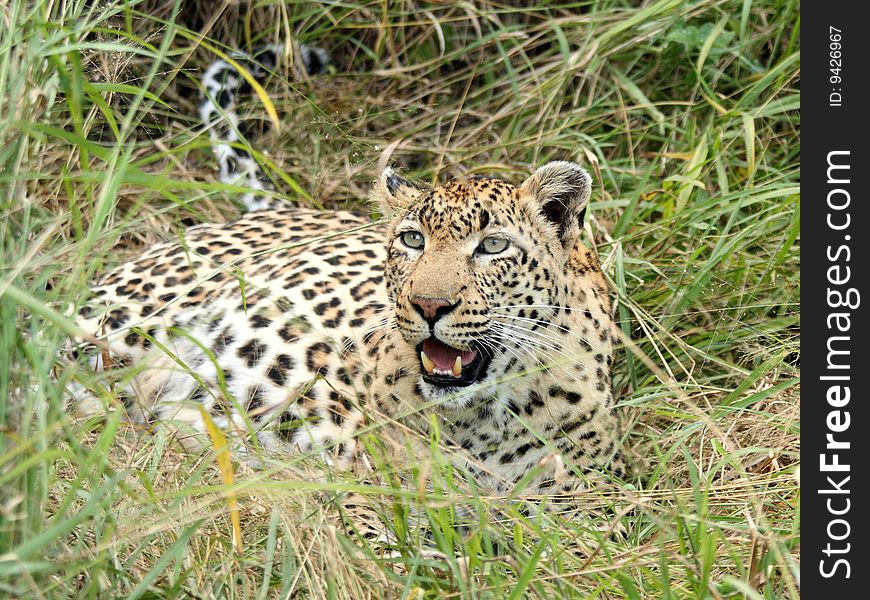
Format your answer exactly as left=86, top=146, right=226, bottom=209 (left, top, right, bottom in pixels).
left=417, top=338, right=491, bottom=387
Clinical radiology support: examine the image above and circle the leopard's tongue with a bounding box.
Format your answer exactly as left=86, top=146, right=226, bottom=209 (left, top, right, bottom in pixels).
left=421, top=338, right=477, bottom=375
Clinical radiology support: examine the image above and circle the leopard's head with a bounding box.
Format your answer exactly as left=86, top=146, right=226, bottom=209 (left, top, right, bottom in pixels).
left=373, top=162, right=592, bottom=410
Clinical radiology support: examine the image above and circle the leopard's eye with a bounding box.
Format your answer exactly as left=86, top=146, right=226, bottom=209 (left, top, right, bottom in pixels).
left=478, top=236, right=510, bottom=254
left=400, top=230, right=425, bottom=250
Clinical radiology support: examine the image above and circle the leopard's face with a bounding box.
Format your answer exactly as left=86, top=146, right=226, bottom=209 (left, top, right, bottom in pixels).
left=376, top=165, right=592, bottom=410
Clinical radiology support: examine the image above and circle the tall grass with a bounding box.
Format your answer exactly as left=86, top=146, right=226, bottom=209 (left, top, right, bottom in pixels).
left=1, top=0, right=798, bottom=597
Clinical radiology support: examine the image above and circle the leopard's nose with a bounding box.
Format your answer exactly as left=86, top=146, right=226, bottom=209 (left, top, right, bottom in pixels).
left=411, top=296, right=460, bottom=327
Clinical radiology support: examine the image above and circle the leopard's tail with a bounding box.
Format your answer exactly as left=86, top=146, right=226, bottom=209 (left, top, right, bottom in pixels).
left=198, top=44, right=330, bottom=212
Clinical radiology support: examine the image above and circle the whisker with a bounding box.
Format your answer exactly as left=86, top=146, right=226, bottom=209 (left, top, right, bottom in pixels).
left=492, top=304, right=589, bottom=312
left=490, top=313, right=594, bottom=348
left=489, top=323, right=563, bottom=355
left=487, top=326, right=561, bottom=367
left=490, top=319, right=586, bottom=354
left=490, top=328, right=576, bottom=361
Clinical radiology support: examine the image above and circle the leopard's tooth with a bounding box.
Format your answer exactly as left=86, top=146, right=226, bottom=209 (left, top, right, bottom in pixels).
left=421, top=351, right=435, bottom=374
left=452, top=355, right=462, bottom=377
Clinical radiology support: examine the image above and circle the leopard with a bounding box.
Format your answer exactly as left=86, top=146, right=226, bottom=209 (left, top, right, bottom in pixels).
left=198, top=43, right=330, bottom=211
left=72, top=45, right=627, bottom=526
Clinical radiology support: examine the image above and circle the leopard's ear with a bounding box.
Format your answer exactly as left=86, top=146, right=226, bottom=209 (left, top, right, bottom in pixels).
left=371, top=167, right=427, bottom=215
left=519, top=161, right=592, bottom=247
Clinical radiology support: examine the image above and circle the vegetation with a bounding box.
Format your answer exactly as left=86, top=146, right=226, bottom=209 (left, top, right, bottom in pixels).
left=0, top=0, right=799, bottom=597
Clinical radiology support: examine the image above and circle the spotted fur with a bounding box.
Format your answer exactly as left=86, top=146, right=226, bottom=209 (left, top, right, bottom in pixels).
left=75, top=167, right=626, bottom=489
left=74, top=50, right=626, bottom=503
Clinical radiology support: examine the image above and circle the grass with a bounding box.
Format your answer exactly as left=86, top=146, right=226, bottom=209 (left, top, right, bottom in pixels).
left=1, top=0, right=799, bottom=597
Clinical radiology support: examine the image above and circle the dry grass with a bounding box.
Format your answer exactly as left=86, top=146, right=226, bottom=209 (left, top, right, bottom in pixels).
left=1, top=0, right=799, bottom=598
